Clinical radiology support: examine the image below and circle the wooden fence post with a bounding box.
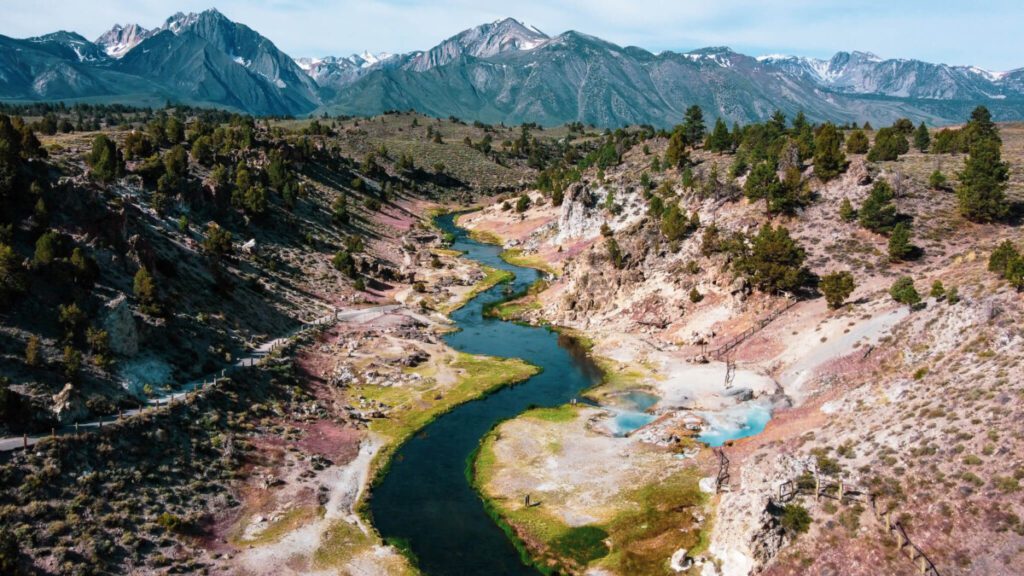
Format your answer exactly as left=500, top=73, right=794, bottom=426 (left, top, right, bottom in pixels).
left=23, top=434, right=28, bottom=450
left=815, top=473, right=820, bottom=501
left=838, top=480, right=844, bottom=501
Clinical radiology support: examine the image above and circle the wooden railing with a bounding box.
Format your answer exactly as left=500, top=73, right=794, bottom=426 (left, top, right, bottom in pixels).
left=714, top=447, right=731, bottom=493
left=711, top=298, right=798, bottom=360
left=777, top=472, right=941, bottom=576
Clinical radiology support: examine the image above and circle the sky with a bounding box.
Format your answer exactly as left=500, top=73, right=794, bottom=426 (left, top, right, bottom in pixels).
left=1, top=0, right=1021, bottom=71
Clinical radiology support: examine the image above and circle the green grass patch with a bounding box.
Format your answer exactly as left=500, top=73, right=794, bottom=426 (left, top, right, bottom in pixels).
left=487, top=298, right=542, bottom=321
left=233, top=505, right=324, bottom=547
left=312, top=519, right=374, bottom=569
left=524, top=404, right=579, bottom=423
left=551, top=326, right=595, bottom=352
left=584, top=357, right=658, bottom=401
left=441, top=266, right=514, bottom=314
left=602, top=470, right=707, bottom=574
left=361, top=352, right=539, bottom=446
left=501, top=248, right=559, bottom=276
left=462, top=226, right=504, bottom=246
left=551, top=526, right=611, bottom=565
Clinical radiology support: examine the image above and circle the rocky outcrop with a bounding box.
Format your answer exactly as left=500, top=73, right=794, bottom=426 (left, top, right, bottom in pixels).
left=555, top=183, right=602, bottom=243
left=708, top=454, right=813, bottom=576
left=51, top=383, right=88, bottom=424
left=103, top=295, right=139, bottom=356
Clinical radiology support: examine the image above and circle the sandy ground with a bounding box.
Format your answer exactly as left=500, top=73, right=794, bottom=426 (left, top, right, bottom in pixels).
left=232, top=435, right=398, bottom=576
left=482, top=406, right=701, bottom=527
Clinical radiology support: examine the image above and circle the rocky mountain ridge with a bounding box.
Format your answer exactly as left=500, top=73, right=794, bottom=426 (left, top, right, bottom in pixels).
left=2, top=10, right=1023, bottom=124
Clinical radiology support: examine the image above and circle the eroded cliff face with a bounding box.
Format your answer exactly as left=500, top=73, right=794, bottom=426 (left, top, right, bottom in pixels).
left=709, top=454, right=814, bottom=576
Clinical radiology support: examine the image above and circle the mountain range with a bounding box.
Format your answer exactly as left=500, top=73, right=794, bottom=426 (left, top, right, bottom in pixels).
left=1, top=8, right=1023, bottom=126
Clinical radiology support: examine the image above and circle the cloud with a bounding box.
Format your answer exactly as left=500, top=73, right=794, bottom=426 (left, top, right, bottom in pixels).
left=0, top=0, right=1020, bottom=70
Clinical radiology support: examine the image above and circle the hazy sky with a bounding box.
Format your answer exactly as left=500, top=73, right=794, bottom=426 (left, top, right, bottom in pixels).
left=2, top=0, right=1021, bottom=70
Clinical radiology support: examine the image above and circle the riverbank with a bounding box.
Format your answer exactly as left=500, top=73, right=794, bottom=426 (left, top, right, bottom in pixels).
left=221, top=210, right=546, bottom=576
left=473, top=404, right=714, bottom=575
left=452, top=186, right=924, bottom=574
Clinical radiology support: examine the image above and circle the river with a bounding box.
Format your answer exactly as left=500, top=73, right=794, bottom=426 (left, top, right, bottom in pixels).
left=369, top=213, right=603, bottom=575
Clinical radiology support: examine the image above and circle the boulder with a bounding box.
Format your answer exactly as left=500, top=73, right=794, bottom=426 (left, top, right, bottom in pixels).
left=51, top=383, right=88, bottom=424
left=103, top=295, right=139, bottom=356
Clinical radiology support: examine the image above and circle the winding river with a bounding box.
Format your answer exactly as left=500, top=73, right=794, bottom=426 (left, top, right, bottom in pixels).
left=369, top=213, right=602, bottom=575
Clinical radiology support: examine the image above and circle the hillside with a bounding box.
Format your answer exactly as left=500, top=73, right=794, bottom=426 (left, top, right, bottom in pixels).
left=0, top=105, right=568, bottom=575
left=460, top=111, right=1024, bottom=575
left=0, top=99, right=1021, bottom=576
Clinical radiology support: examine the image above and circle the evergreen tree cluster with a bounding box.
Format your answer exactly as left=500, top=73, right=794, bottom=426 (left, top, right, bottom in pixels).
left=989, top=240, right=1024, bottom=290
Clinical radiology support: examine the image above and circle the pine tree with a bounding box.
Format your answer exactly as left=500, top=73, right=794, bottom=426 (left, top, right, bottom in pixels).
left=0, top=243, right=25, bottom=306
left=33, top=230, right=60, bottom=266
left=744, top=162, right=782, bottom=215
left=867, top=127, right=908, bottom=162
left=605, top=237, right=624, bottom=269
left=24, top=335, right=41, bottom=366
left=70, top=247, right=98, bottom=286
left=332, top=250, right=357, bottom=277
left=820, top=271, right=855, bottom=309
left=664, top=129, right=689, bottom=169
left=86, top=134, right=122, bottom=182
left=706, top=118, right=733, bottom=152
left=736, top=224, right=810, bottom=294
left=689, top=287, right=703, bottom=303
left=839, top=198, right=856, bottom=222
left=913, top=122, right=931, bottom=152
left=683, top=105, right=706, bottom=145
left=858, top=180, right=899, bottom=234
left=988, top=240, right=1020, bottom=276
left=58, top=302, right=85, bottom=342
left=845, top=130, right=869, bottom=154
left=660, top=203, right=696, bottom=242
left=888, top=222, right=914, bottom=261
left=813, top=123, right=846, bottom=182
left=957, top=138, right=1009, bottom=222
left=515, top=194, right=531, bottom=213
left=889, top=276, right=921, bottom=309
left=774, top=166, right=807, bottom=215
left=963, top=105, right=1000, bottom=147
left=134, top=267, right=157, bottom=305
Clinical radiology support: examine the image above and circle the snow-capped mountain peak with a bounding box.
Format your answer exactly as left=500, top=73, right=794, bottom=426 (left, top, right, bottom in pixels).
left=28, top=31, right=107, bottom=62
left=94, top=23, right=152, bottom=59
left=756, top=49, right=1017, bottom=101
left=405, top=17, right=550, bottom=72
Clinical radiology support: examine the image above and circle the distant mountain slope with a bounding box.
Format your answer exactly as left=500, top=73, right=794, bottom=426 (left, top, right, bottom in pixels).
left=0, top=33, right=160, bottom=101
left=1, top=9, right=319, bottom=115
left=321, top=30, right=1024, bottom=127
left=110, top=10, right=319, bottom=115
left=1, top=11, right=1022, bottom=125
